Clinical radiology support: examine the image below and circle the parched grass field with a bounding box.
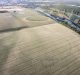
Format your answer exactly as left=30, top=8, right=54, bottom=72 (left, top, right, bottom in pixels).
left=14, top=8, right=55, bottom=27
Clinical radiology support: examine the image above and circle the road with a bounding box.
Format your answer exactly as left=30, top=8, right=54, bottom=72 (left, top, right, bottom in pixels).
left=0, top=8, right=80, bottom=75
left=35, top=7, right=80, bottom=33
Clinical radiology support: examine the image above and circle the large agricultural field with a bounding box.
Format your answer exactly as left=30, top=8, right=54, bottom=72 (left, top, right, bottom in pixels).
left=0, top=6, right=80, bottom=75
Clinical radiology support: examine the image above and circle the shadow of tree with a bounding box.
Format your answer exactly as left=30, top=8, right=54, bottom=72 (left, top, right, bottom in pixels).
left=0, top=26, right=29, bottom=33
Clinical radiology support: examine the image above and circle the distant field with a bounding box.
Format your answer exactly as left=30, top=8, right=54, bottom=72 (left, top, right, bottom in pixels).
left=13, top=8, right=55, bottom=27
